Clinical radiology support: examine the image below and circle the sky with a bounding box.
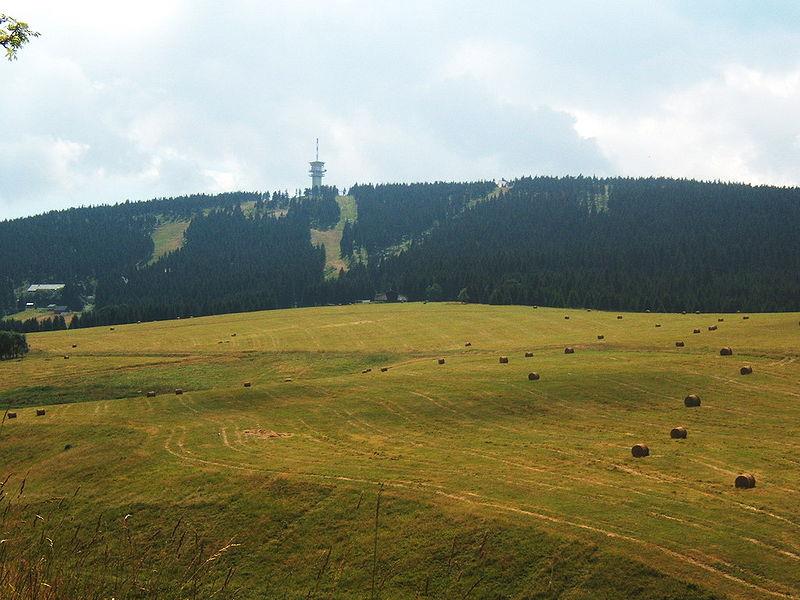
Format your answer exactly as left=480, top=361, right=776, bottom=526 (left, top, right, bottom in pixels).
left=2, top=0, right=800, bottom=219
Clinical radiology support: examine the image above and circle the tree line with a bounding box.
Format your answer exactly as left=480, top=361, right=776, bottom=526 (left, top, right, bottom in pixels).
left=0, top=330, right=27, bottom=360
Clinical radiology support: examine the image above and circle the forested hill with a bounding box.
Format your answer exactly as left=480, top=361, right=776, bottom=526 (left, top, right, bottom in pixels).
left=2, top=176, right=800, bottom=330
left=351, top=177, right=800, bottom=312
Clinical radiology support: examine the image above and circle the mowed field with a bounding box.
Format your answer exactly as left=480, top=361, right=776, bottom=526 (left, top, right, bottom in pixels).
left=2, top=303, right=800, bottom=599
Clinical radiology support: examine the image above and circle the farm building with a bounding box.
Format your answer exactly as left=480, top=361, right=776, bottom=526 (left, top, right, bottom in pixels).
left=26, top=284, right=66, bottom=293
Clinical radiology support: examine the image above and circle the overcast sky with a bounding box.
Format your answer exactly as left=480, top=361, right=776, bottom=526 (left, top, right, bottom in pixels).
left=2, top=1, right=800, bottom=219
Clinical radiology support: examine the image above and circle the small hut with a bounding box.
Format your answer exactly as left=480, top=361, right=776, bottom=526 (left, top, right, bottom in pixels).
left=631, top=444, right=650, bottom=458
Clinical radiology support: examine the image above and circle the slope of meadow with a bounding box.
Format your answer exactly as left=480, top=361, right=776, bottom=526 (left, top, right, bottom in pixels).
left=2, top=303, right=799, bottom=598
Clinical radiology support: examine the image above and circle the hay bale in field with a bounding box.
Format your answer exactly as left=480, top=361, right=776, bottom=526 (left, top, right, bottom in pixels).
left=533, top=305, right=538, bottom=309
left=64, top=444, right=72, bottom=451
left=231, top=333, right=237, bottom=337
left=743, top=316, right=750, bottom=320
left=681, top=310, right=687, bottom=315
left=6, top=412, right=16, bottom=419
left=175, top=388, right=183, bottom=395
left=243, top=382, right=252, bottom=388
left=146, top=391, right=156, bottom=398
left=464, top=342, right=472, bottom=347
left=284, top=377, right=293, bottom=382
left=740, top=365, right=753, bottom=375
left=564, top=347, right=575, bottom=354
left=720, top=347, right=733, bottom=356
left=735, top=473, right=756, bottom=489
left=381, top=367, right=389, bottom=372
left=437, top=358, right=446, bottom=365
left=631, top=444, right=650, bottom=458
left=655, top=323, right=662, bottom=328
left=36, top=409, right=46, bottom=416
left=684, top=394, right=701, bottom=407
left=675, top=341, right=685, bottom=347
left=499, top=356, right=509, bottom=364
left=693, top=329, right=701, bottom=334
left=72, top=344, right=77, bottom=348
left=525, top=351, right=534, bottom=358
left=718, top=318, right=724, bottom=322
left=110, top=327, right=115, bottom=331
left=564, top=315, right=570, bottom=320
left=361, top=369, right=371, bottom=374
left=63, top=355, right=70, bottom=359
left=597, top=335, right=605, bottom=340
left=708, top=325, right=718, bottom=331
left=617, top=315, right=623, bottom=320
left=695, top=310, right=701, bottom=315
left=528, top=372, right=540, bottom=381
left=670, top=427, right=688, bottom=439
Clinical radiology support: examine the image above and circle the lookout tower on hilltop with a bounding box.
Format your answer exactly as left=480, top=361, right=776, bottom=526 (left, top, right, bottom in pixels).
left=309, top=138, right=326, bottom=192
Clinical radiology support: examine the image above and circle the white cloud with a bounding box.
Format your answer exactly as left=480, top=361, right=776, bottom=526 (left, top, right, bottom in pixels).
left=2, top=1, right=800, bottom=218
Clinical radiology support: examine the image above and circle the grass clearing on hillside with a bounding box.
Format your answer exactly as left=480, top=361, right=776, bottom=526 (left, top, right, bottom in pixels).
left=148, top=219, right=190, bottom=264
left=2, top=303, right=799, bottom=598
left=311, top=195, right=357, bottom=277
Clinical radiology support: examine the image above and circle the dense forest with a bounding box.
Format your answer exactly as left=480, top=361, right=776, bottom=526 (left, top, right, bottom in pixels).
left=358, top=177, right=800, bottom=312
left=2, top=176, right=800, bottom=331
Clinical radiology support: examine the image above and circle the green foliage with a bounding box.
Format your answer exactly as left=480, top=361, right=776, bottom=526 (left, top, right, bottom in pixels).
left=456, top=287, right=470, bottom=303
left=0, top=14, right=40, bottom=61
left=0, top=329, right=27, bottom=359
left=424, top=282, right=443, bottom=302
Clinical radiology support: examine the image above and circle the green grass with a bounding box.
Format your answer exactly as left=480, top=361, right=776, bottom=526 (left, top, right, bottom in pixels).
left=311, top=195, right=357, bottom=277
left=2, top=303, right=800, bottom=598
left=148, top=219, right=190, bottom=264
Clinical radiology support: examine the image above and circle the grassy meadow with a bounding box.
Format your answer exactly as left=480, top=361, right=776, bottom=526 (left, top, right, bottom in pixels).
left=2, top=303, right=800, bottom=598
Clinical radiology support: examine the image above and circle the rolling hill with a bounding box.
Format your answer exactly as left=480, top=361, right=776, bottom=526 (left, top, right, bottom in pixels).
left=2, top=303, right=799, bottom=598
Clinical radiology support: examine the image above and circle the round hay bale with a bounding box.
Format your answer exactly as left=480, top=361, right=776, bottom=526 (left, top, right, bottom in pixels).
left=524, top=351, right=534, bottom=358
left=564, top=347, right=575, bottom=354
left=743, top=315, right=750, bottom=320
left=695, top=310, right=701, bottom=315
left=64, top=444, right=72, bottom=451
left=175, top=388, right=183, bottom=395
left=243, top=382, right=252, bottom=388
left=587, top=309, right=593, bottom=312
left=681, top=310, right=687, bottom=315
left=597, top=335, right=605, bottom=340
left=693, top=329, right=701, bottom=334
left=708, top=325, right=717, bottom=331
left=684, top=394, right=701, bottom=407
left=655, top=323, right=662, bottom=328
left=437, top=358, right=446, bottom=365
left=532, top=305, right=538, bottom=309
left=231, top=333, right=237, bottom=337
left=7, top=412, right=17, bottom=419
left=64, top=355, right=70, bottom=359
left=617, top=315, right=623, bottom=319
left=464, top=342, right=472, bottom=347
left=675, top=341, right=685, bottom=347
left=499, top=356, right=509, bottom=364
left=720, top=347, right=733, bottom=356
left=646, top=309, right=651, bottom=313
left=72, top=344, right=77, bottom=348
left=146, top=391, right=156, bottom=398
left=735, top=474, right=756, bottom=489
left=361, top=369, right=371, bottom=374
left=284, top=377, right=293, bottom=382
left=670, top=427, right=688, bottom=439
left=718, top=318, right=724, bottom=322
left=527, top=372, right=540, bottom=381
left=381, top=367, right=389, bottom=372
left=740, top=365, right=753, bottom=375
left=36, top=409, right=46, bottom=416
left=564, top=315, right=570, bottom=320
left=110, top=327, right=115, bottom=331
left=631, top=444, right=650, bottom=458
